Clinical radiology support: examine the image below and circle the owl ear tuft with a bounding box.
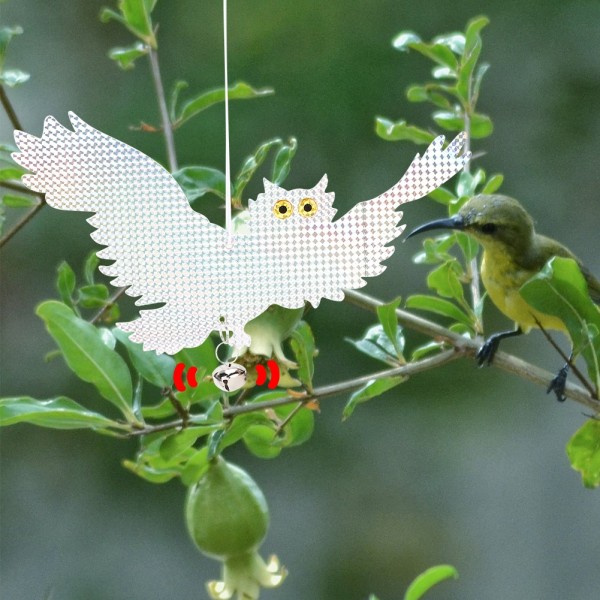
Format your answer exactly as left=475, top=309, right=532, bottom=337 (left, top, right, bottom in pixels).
left=263, top=178, right=279, bottom=194
left=315, top=174, right=328, bottom=192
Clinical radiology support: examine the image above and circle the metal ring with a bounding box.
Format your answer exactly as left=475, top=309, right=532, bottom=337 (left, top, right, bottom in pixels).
left=215, top=341, right=238, bottom=365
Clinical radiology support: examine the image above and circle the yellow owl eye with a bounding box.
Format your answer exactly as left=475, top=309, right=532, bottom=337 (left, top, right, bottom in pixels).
left=298, top=197, right=318, bottom=217
left=273, top=199, right=293, bottom=219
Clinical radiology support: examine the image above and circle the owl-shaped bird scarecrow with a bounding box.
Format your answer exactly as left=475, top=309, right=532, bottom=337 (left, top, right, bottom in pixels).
left=13, top=113, right=468, bottom=355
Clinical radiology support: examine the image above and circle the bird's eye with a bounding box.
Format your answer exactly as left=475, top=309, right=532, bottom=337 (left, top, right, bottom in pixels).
left=273, top=199, right=293, bottom=219
left=298, top=197, right=318, bottom=218
left=480, top=223, right=498, bottom=234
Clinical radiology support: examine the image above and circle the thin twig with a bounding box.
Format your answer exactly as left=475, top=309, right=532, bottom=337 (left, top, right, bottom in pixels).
left=147, top=47, right=178, bottom=172
left=126, top=348, right=462, bottom=437
left=162, top=387, right=189, bottom=428
left=274, top=401, right=307, bottom=436
left=0, top=84, right=23, bottom=130
left=344, top=288, right=600, bottom=411
left=0, top=180, right=41, bottom=195
left=89, top=287, right=127, bottom=324
left=533, top=316, right=597, bottom=398
left=0, top=201, right=45, bottom=248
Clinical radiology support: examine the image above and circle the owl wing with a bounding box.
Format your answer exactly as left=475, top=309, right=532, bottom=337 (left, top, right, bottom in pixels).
left=13, top=113, right=225, bottom=354
left=320, top=133, right=468, bottom=298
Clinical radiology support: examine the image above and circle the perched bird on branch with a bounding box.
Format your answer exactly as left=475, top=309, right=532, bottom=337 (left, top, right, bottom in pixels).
left=408, top=194, right=600, bottom=401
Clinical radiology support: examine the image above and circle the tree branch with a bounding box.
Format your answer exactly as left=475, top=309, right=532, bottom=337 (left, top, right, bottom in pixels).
left=344, top=289, right=600, bottom=411
left=126, top=348, right=463, bottom=436
left=147, top=47, right=178, bottom=172
left=0, top=201, right=45, bottom=248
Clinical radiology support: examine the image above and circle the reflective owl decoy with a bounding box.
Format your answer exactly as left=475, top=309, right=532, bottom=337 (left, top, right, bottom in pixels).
left=13, top=113, right=469, bottom=354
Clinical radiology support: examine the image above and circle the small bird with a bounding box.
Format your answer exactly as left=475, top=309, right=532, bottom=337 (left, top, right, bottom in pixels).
left=407, top=194, right=600, bottom=400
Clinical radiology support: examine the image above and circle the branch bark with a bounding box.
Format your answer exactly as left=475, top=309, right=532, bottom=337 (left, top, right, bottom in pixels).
left=344, top=289, right=599, bottom=411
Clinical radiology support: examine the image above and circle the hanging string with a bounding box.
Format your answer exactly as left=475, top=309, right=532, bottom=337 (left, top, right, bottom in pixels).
left=223, top=0, right=232, bottom=240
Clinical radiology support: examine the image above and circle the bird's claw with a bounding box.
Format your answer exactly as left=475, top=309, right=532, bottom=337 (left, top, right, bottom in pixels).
left=547, top=365, right=568, bottom=402
left=476, top=336, right=500, bottom=367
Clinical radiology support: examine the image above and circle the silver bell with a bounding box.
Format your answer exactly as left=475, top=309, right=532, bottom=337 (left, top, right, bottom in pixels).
left=212, top=362, right=247, bottom=393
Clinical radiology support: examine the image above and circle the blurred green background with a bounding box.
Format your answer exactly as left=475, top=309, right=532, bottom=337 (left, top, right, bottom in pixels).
left=2, top=1, right=600, bottom=599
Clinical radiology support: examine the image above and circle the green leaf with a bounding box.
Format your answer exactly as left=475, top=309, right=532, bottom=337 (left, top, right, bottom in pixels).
left=100, top=0, right=157, bottom=48
left=375, top=117, right=436, bottom=144
left=393, top=32, right=458, bottom=70
left=36, top=301, right=134, bottom=418
left=472, top=63, right=490, bottom=104
left=173, top=166, right=226, bottom=202
left=392, top=31, right=422, bottom=51
left=406, top=294, right=473, bottom=328
left=275, top=402, right=314, bottom=447
left=432, top=109, right=463, bottom=132
left=271, top=137, right=298, bottom=185
left=469, top=113, right=493, bottom=139
left=464, top=16, right=490, bottom=57
left=566, top=420, right=600, bottom=488
left=406, top=85, right=452, bottom=108
left=427, top=186, right=456, bottom=205
left=427, top=260, right=466, bottom=304
left=343, top=376, right=406, bottom=420
left=233, top=138, right=283, bottom=201
left=290, top=321, right=317, bottom=392
left=404, top=564, right=459, bottom=600
left=520, top=257, right=600, bottom=390
left=456, top=16, right=489, bottom=103
left=207, top=428, right=226, bottom=460
left=481, top=173, right=504, bottom=194
left=0, top=396, right=121, bottom=430
left=377, top=297, right=403, bottom=357
left=56, top=261, right=76, bottom=309
left=181, top=446, right=210, bottom=486
left=173, top=82, right=273, bottom=128
left=159, top=426, right=214, bottom=462
left=122, top=459, right=180, bottom=483
left=84, top=251, right=100, bottom=285
left=77, top=284, right=110, bottom=309
left=113, top=328, right=175, bottom=388
left=0, top=166, right=26, bottom=181
left=432, top=32, right=465, bottom=55
left=1, top=194, right=38, bottom=208
left=169, top=80, right=188, bottom=122
left=244, top=424, right=281, bottom=459
left=107, top=41, right=148, bottom=70
left=347, top=324, right=404, bottom=365
left=411, top=340, right=443, bottom=361
left=412, top=235, right=455, bottom=265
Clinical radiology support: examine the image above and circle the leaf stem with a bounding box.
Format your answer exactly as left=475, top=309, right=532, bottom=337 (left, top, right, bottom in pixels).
left=147, top=47, right=178, bottom=172
left=0, top=84, right=23, bottom=130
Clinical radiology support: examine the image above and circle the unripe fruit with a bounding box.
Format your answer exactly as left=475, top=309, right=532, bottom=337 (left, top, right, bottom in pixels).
left=185, top=457, right=286, bottom=599
left=185, top=457, right=269, bottom=559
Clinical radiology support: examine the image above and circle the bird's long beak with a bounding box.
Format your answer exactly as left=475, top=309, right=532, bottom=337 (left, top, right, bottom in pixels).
left=406, top=214, right=465, bottom=239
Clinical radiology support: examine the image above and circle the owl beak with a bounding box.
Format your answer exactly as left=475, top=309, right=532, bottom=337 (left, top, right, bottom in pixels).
left=406, top=214, right=465, bottom=239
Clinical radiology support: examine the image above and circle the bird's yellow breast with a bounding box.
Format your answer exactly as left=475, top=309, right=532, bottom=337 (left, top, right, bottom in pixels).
left=480, top=248, right=567, bottom=333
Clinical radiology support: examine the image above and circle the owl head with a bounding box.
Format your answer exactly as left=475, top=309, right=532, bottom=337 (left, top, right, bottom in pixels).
left=247, top=175, right=337, bottom=228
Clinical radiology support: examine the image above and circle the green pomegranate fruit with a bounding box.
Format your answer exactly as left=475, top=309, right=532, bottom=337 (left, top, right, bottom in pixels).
left=185, top=457, right=286, bottom=599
